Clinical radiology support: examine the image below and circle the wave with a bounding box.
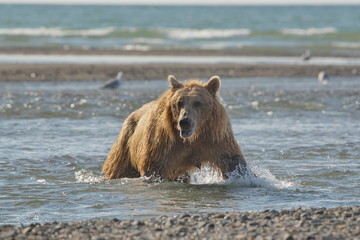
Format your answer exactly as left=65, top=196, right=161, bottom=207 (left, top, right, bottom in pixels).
left=165, top=28, right=251, bottom=39
left=281, top=27, right=337, bottom=36
left=0, top=26, right=341, bottom=39
left=0, top=27, right=251, bottom=39
left=0, top=27, right=116, bottom=37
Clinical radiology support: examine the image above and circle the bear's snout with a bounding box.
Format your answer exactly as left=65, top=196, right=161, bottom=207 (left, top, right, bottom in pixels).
left=178, top=117, right=195, bottom=138
left=179, top=117, right=191, bottom=129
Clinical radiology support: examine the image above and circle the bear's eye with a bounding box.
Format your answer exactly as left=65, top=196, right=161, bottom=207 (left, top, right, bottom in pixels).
left=177, top=101, right=184, bottom=109
left=193, top=101, right=201, bottom=107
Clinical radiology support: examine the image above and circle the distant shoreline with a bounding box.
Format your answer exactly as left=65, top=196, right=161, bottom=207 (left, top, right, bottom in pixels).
left=0, top=48, right=359, bottom=81
left=1, top=206, right=359, bottom=239
left=1, top=63, right=359, bottom=82
left=2, top=47, right=360, bottom=57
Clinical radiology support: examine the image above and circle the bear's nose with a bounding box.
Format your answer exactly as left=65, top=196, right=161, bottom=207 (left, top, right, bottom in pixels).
left=179, top=118, right=191, bottom=129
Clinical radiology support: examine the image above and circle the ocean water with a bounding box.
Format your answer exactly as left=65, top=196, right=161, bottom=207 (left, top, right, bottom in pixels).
left=0, top=5, right=360, bottom=54
left=0, top=77, right=359, bottom=225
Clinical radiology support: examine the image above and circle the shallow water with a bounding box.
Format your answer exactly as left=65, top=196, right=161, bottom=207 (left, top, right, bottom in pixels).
left=0, top=77, right=359, bottom=225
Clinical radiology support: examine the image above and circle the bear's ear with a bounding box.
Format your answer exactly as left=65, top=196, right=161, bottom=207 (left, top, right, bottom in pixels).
left=205, top=76, right=221, bottom=96
left=168, top=75, right=183, bottom=91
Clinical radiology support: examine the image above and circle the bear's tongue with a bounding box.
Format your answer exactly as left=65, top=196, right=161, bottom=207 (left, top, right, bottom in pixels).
left=180, top=129, right=194, bottom=138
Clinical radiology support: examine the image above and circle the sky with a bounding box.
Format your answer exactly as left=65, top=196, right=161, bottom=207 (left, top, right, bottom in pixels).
left=0, top=0, right=359, bottom=4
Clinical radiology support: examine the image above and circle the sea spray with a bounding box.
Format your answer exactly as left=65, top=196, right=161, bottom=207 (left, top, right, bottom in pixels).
left=75, top=169, right=103, bottom=184
left=189, top=163, right=295, bottom=189
left=74, top=164, right=294, bottom=189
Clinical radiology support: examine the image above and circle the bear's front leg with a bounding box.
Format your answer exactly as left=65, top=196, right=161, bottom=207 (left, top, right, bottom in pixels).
left=227, top=154, right=247, bottom=176
left=220, top=154, right=254, bottom=179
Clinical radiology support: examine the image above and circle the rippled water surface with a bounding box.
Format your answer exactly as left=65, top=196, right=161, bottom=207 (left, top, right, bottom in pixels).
left=0, top=77, right=359, bottom=225
left=1, top=5, right=360, bottom=53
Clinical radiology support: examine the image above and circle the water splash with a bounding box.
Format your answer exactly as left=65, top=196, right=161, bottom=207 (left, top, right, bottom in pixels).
left=189, top=165, right=225, bottom=184
left=73, top=164, right=295, bottom=188
left=189, top=164, right=295, bottom=189
left=246, top=165, right=295, bottom=189
left=74, top=169, right=103, bottom=183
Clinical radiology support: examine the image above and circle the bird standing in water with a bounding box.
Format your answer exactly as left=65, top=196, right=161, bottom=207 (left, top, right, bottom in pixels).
left=301, top=49, right=312, bottom=61
left=102, top=71, right=123, bottom=89
left=318, top=71, right=330, bottom=86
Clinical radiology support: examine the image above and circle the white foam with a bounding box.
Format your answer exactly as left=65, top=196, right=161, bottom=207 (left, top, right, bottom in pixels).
left=190, top=165, right=225, bottom=184
left=31, top=177, right=48, bottom=184
left=189, top=163, right=295, bottom=189
left=281, top=27, right=337, bottom=36
left=75, top=169, right=103, bottom=183
left=246, top=165, right=295, bottom=189
left=0, top=27, right=115, bottom=37
left=36, top=179, right=48, bottom=184
left=167, top=28, right=251, bottom=40
left=73, top=165, right=294, bottom=188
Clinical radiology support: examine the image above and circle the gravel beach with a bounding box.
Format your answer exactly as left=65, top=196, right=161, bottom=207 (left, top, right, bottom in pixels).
left=1, top=206, right=359, bottom=240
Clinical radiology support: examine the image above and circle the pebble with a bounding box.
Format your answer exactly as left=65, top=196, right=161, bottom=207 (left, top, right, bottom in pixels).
left=1, top=206, right=359, bottom=240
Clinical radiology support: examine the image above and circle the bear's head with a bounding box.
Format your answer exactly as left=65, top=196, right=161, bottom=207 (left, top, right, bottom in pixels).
left=168, top=75, right=221, bottom=140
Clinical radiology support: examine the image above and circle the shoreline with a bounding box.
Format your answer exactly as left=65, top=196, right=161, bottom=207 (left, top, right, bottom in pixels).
left=0, top=46, right=357, bottom=57
left=1, top=48, right=360, bottom=81
left=1, top=206, right=359, bottom=239
left=1, top=63, right=359, bottom=82
left=2, top=47, right=360, bottom=58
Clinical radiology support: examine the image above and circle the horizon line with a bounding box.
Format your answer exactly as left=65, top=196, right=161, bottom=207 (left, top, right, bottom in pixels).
left=0, top=1, right=360, bottom=6
left=1, top=3, right=360, bottom=5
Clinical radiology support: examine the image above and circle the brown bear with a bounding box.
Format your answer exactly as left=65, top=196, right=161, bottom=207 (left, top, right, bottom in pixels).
left=102, top=75, right=249, bottom=181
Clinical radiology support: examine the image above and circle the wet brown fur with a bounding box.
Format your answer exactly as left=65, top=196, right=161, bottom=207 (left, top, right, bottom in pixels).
left=102, top=75, right=247, bottom=180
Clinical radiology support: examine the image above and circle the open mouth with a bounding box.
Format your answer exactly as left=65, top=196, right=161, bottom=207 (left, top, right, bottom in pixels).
left=180, top=129, right=194, bottom=138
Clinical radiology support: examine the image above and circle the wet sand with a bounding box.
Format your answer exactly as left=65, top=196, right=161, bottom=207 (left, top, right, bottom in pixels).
left=0, top=48, right=359, bottom=81
left=1, top=206, right=359, bottom=239
left=1, top=63, right=359, bottom=82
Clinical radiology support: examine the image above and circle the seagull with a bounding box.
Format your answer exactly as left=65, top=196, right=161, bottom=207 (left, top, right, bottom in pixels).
left=301, top=49, right=312, bottom=61
left=318, top=71, right=330, bottom=86
left=102, top=71, right=123, bottom=89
